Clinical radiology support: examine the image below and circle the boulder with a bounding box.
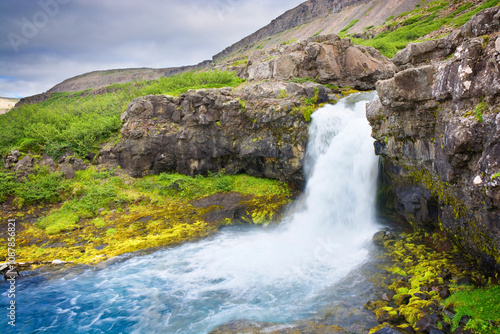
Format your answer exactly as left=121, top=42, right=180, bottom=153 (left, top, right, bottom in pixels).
left=244, top=33, right=396, bottom=90
left=2, top=150, right=20, bottom=169
left=60, top=163, right=75, bottom=179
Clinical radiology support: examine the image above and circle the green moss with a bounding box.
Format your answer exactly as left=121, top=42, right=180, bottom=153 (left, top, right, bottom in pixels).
left=492, top=172, right=500, bottom=180
left=313, top=29, right=324, bottom=37
left=281, top=37, right=298, bottom=45
left=4, top=168, right=291, bottom=265
left=339, top=19, right=359, bottom=37
left=238, top=98, right=246, bottom=111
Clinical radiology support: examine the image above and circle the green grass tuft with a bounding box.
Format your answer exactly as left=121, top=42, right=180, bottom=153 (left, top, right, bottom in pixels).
left=444, top=285, right=500, bottom=333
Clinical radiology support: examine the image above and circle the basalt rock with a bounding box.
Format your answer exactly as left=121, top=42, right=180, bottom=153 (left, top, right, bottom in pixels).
left=367, top=8, right=500, bottom=265
left=243, top=33, right=396, bottom=90
left=98, top=81, right=335, bottom=187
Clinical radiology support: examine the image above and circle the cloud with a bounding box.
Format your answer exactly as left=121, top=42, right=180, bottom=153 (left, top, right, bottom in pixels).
left=0, top=0, right=304, bottom=97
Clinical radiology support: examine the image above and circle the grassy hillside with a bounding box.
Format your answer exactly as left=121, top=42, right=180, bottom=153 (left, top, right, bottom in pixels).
left=0, top=70, right=243, bottom=159
left=352, top=0, right=500, bottom=57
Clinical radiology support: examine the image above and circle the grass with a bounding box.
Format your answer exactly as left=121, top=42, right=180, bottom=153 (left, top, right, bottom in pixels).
left=339, top=19, right=359, bottom=37
left=352, top=0, right=500, bottom=58
left=2, top=166, right=291, bottom=235
left=281, top=37, right=298, bottom=45
left=444, top=285, right=500, bottom=333
left=0, top=70, right=244, bottom=159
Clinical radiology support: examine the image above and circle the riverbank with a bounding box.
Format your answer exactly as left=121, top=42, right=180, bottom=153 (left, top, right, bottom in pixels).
left=0, top=165, right=293, bottom=275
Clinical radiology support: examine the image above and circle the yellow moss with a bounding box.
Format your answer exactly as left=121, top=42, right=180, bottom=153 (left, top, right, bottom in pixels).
left=13, top=185, right=291, bottom=267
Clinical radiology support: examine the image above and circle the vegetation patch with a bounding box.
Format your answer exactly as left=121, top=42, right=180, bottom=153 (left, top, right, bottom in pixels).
left=0, top=166, right=291, bottom=266
left=368, top=231, right=498, bottom=333
left=339, top=19, right=359, bottom=37
left=352, top=0, right=500, bottom=57
left=444, top=285, right=500, bottom=333
left=0, top=70, right=244, bottom=159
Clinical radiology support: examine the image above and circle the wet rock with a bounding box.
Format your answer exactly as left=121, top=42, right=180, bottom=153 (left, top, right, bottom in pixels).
left=3, top=269, right=19, bottom=280
left=429, top=329, right=446, bottom=334
left=479, top=254, right=499, bottom=277
left=453, top=326, right=474, bottom=334
left=382, top=293, right=393, bottom=302
left=373, top=327, right=406, bottom=334
left=456, top=276, right=472, bottom=286
left=459, top=315, right=471, bottom=327
left=439, top=287, right=451, bottom=300
left=395, top=293, right=412, bottom=306
left=413, top=292, right=429, bottom=300
left=372, top=230, right=395, bottom=246
left=373, top=230, right=388, bottom=245
left=415, top=314, right=438, bottom=332
left=60, top=163, right=75, bottom=179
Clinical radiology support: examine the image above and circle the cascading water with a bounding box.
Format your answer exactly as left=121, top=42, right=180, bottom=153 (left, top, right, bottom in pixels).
left=2, top=92, right=380, bottom=334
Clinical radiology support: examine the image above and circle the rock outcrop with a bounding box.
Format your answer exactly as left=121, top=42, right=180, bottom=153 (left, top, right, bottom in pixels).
left=98, top=81, right=334, bottom=187
left=367, top=8, right=500, bottom=263
left=226, top=34, right=396, bottom=90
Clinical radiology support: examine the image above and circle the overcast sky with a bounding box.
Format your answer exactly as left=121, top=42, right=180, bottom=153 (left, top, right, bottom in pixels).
left=0, top=0, right=305, bottom=98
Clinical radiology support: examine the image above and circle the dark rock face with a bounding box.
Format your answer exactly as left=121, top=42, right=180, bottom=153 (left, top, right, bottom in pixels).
left=98, top=82, right=332, bottom=187
left=368, top=8, right=500, bottom=264
left=244, top=34, right=396, bottom=90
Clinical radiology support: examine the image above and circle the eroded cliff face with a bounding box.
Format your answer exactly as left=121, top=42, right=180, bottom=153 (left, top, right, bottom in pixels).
left=367, top=8, right=500, bottom=264
left=99, top=34, right=395, bottom=188
left=98, top=82, right=329, bottom=187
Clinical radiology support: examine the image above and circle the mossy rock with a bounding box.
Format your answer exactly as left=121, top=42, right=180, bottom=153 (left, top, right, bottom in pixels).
left=375, top=306, right=399, bottom=324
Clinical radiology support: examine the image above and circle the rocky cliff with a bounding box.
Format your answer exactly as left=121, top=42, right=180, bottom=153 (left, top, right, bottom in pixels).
left=98, top=82, right=319, bottom=187
left=98, top=35, right=395, bottom=187
left=367, top=8, right=500, bottom=265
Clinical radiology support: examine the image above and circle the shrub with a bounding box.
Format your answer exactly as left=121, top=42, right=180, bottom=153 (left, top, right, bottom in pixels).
left=15, top=167, right=64, bottom=204
left=0, top=171, right=17, bottom=202
left=0, top=70, right=244, bottom=159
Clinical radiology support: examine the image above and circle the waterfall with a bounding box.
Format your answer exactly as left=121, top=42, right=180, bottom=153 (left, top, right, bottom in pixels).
left=5, top=92, right=380, bottom=334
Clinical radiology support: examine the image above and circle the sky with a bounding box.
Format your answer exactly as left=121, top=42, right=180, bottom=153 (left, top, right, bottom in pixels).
left=0, top=0, right=305, bottom=98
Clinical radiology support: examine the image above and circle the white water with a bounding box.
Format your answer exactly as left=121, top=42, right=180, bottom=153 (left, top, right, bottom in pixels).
left=10, top=92, right=380, bottom=334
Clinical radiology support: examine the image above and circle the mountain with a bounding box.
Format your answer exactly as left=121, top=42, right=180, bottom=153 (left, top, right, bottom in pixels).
left=38, top=0, right=420, bottom=96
